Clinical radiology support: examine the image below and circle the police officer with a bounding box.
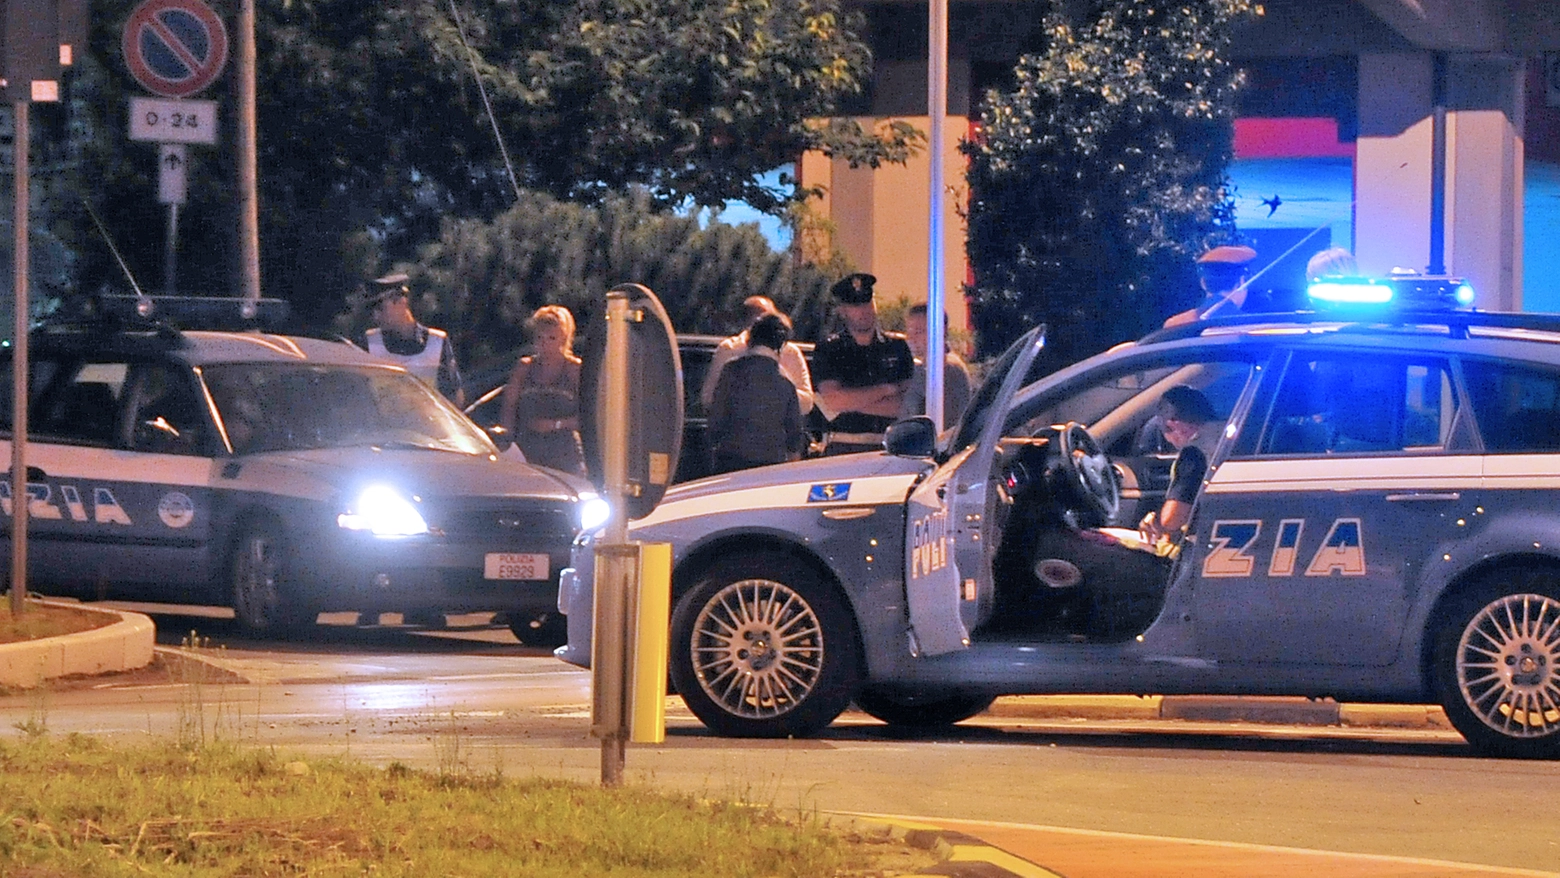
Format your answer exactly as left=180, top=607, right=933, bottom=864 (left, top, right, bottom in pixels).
left=1164, top=245, right=1258, bottom=328
left=363, top=273, right=465, bottom=407
left=811, top=273, right=914, bottom=455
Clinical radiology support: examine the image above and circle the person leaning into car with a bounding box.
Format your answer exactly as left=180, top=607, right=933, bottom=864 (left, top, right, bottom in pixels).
left=362, top=273, right=465, bottom=406
left=708, top=312, right=805, bottom=473
left=811, top=273, right=914, bottom=455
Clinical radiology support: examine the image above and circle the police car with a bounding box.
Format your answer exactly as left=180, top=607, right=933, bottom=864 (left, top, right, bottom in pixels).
left=559, top=275, right=1560, bottom=758
left=0, top=298, right=609, bottom=642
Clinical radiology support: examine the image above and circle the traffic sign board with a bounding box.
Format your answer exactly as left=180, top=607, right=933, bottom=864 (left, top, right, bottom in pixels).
left=121, top=0, right=228, bottom=98
left=129, top=96, right=218, bottom=144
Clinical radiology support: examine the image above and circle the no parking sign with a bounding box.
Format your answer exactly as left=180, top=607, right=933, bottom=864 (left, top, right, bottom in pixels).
left=122, top=0, right=229, bottom=98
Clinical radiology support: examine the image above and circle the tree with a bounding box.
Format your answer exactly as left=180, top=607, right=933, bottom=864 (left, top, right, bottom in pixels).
left=358, top=187, right=840, bottom=376
left=963, top=0, right=1258, bottom=363
left=63, top=0, right=915, bottom=328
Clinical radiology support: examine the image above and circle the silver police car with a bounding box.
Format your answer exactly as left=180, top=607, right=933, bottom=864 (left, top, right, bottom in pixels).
left=561, top=277, right=1560, bottom=758
left=1, top=303, right=608, bottom=642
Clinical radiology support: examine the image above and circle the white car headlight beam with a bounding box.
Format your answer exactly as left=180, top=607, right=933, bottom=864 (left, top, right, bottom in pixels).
left=337, top=484, right=429, bottom=536
left=578, top=495, right=612, bottom=532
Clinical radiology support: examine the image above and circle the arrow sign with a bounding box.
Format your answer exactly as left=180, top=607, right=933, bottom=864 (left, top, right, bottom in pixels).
left=159, top=143, right=188, bottom=205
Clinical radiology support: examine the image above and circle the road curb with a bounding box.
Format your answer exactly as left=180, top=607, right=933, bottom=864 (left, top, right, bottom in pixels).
left=989, top=695, right=1452, bottom=730
left=0, top=600, right=155, bottom=688
left=822, top=813, right=1063, bottom=878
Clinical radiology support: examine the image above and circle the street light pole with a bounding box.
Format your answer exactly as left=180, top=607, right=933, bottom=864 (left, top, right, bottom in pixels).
left=926, top=0, right=948, bottom=433
left=10, top=98, right=29, bottom=616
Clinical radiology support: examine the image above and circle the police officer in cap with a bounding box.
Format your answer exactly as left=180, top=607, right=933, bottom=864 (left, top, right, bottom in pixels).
left=811, top=273, right=914, bottom=455
left=363, top=272, right=465, bottom=407
left=1164, top=244, right=1258, bottom=328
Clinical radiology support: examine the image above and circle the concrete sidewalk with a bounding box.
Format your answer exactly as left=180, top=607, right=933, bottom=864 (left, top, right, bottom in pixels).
left=0, top=600, right=155, bottom=688
left=989, top=693, right=1453, bottom=731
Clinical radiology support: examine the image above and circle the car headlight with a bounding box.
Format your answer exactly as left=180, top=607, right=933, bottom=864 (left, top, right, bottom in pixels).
left=337, top=485, right=429, bottom=536
left=577, top=495, right=612, bottom=532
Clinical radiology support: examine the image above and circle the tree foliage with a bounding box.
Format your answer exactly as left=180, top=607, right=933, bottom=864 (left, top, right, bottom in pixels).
left=61, top=0, right=913, bottom=327
left=963, top=0, right=1258, bottom=362
left=346, top=188, right=841, bottom=375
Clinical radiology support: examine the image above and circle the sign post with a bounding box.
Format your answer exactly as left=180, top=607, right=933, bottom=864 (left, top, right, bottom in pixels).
left=121, top=0, right=227, bottom=296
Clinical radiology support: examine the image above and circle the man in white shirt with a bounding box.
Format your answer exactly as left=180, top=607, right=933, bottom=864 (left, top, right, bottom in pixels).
left=699, top=295, right=814, bottom=416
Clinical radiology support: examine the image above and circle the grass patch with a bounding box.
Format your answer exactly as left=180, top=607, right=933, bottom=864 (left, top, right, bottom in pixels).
left=0, top=601, right=115, bottom=645
left=0, top=736, right=935, bottom=876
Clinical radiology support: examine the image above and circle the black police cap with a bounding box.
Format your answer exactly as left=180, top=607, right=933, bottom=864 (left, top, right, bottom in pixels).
left=830, top=272, right=877, bottom=304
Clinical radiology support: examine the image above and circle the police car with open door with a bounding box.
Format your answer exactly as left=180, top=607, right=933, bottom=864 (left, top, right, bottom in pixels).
left=558, top=275, right=1560, bottom=758
left=0, top=297, right=609, bottom=643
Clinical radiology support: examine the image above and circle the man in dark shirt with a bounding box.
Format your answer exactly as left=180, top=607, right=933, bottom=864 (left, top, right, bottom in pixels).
left=811, top=273, right=914, bottom=455
left=362, top=273, right=465, bottom=407
left=708, top=313, right=805, bottom=473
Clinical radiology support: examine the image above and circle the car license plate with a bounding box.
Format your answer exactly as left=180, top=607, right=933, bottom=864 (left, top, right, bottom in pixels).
left=483, top=553, right=550, bottom=581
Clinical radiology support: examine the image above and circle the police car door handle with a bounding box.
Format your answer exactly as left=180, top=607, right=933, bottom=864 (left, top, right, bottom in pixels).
left=1385, top=492, right=1460, bottom=502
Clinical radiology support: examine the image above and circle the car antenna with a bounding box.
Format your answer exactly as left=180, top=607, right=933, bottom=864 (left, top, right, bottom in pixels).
left=79, top=194, right=149, bottom=301
left=446, top=0, right=523, bottom=203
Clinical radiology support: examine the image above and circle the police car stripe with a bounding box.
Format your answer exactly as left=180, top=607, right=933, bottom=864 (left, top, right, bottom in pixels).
left=1206, top=457, right=1483, bottom=493
left=634, top=474, right=919, bottom=528
left=1, top=442, right=215, bottom=487
left=1484, top=454, right=1560, bottom=488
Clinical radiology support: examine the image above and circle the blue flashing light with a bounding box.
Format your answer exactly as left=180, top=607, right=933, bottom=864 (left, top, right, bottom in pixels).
left=1307, top=276, right=1394, bottom=305
left=1306, top=273, right=1475, bottom=311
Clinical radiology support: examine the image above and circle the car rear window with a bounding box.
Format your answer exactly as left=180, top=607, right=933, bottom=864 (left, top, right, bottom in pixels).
left=1462, top=359, right=1560, bottom=452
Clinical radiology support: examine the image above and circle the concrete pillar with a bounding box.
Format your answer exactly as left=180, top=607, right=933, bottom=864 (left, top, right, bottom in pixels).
left=1356, top=53, right=1524, bottom=309
left=796, top=115, right=972, bottom=337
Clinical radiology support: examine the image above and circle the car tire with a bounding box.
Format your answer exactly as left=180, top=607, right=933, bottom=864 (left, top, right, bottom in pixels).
left=230, top=516, right=313, bottom=636
left=1432, top=567, right=1560, bottom=759
left=853, top=688, right=996, bottom=728
left=669, top=553, right=860, bottom=738
left=509, top=612, right=568, bottom=648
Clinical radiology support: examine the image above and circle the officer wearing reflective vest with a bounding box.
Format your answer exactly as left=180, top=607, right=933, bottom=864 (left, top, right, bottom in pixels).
left=363, top=273, right=465, bottom=406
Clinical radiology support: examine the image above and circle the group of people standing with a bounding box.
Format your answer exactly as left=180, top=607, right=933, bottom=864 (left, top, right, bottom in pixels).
left=359, top=269, right=977, bottom=480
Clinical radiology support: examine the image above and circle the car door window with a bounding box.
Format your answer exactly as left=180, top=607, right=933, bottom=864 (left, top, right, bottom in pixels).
left=1461, top=359, right=1560, bottom=452
left=1255, top=354, right=1458, bottom=455
left=34, top=362, right=129, bottom=447
left=126, top=363, right=207, bottom=455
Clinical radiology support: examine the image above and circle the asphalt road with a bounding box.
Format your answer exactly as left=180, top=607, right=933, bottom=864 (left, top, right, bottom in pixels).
left=3, top=608, right=1558, bottom=877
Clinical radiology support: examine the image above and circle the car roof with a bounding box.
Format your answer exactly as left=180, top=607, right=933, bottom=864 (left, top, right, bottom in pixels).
left=29, top=326, right=392, bottom=370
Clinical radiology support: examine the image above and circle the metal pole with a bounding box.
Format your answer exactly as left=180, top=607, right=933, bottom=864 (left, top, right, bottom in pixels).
left=925, top=0, right=948, bottom=433
left=164, top=202, right=179, bottom=296
left=10, top=100, right=30, bottom=616
left=592, top=292, right=633, bottom=786
left=1428, top=52, right=1447, bottom=276
left=237, top=0, right=261, bottom=300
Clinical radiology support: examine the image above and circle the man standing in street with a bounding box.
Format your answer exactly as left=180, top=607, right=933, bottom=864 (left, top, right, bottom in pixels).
left=1163, top=244, right=1258, bottom=328
left=708, top=312, right=805, bottom=473
left=900, top=302, right=973, bottom=427
left=811, top=273, right=914, bottom=455
left=363, top=272, right=465, bottom=407
left=699, top=295, right=814, bottom=417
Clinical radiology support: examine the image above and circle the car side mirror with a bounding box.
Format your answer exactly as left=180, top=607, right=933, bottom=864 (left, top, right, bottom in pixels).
left=884, top=417, right=937, bottom=458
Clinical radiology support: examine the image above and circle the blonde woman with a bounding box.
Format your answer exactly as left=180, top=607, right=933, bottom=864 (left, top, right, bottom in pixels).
left=499, top=305, right=587, bottom=476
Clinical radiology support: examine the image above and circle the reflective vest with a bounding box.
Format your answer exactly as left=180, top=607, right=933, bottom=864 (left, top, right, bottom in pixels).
left=365, top=327, right=446, bottom=388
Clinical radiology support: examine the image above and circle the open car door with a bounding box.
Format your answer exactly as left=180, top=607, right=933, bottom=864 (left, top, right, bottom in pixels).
left=904, top=326, right=1047, bottom=656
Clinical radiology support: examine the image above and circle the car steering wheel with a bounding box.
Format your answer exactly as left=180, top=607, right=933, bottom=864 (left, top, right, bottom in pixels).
left=1057, top=422, right=1120, bottom=525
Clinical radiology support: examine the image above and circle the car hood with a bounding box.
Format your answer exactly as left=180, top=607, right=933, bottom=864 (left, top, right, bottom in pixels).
left=626, top=451, right=935, bottom=532
left=241, top=447, right=589, bottom=502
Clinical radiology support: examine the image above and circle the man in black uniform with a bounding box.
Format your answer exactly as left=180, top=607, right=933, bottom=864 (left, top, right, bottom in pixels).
left=811, top=273, right=914, bottom=455
left=363, top=273, right=465, bottom=407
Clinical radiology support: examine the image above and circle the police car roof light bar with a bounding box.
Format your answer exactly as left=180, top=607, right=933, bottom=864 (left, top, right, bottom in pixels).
left=93, top=295, right=291, bottom=332
left=1141, top=306, right=1560, bottom=346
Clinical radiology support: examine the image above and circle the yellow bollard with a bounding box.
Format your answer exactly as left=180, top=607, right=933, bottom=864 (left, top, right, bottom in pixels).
left=629, top=542, right=671, bottom=744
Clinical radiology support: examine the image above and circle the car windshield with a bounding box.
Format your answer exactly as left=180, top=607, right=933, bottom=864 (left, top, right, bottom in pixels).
left=201, top=363, right=494, bottom=456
